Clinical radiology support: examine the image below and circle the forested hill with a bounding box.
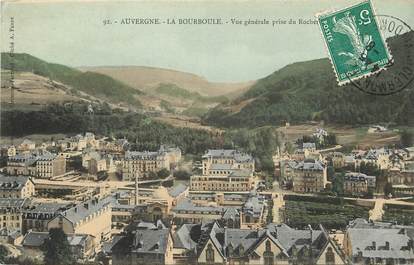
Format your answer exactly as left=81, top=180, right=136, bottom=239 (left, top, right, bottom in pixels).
left=1, top=53, right=142, bottom=106
left=203, top=32, right=414, bottom=128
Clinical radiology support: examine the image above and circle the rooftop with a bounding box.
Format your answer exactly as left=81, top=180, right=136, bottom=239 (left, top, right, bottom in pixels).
left=61, top=196, right=114, bottom=224
left=0, top=175, right=32, bottom=191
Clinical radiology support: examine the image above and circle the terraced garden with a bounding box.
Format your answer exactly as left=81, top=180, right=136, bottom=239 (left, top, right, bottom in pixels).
left=283, top=195, right=369, bottom=230
left=383, top=204, right=414, bottom=225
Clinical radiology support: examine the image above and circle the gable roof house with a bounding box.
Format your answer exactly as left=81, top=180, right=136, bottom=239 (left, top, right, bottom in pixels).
left=344, top=219, right=414, bottom=265
left=194, top=222, right=346, bottom=265
left=111, top=225, right=174, bottom=265
left=47, top=196, right=113, bottom=244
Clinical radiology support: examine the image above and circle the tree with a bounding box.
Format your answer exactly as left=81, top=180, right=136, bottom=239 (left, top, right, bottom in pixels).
left=173, top=170, right=191, bottom=180
left=400, top=130, right=413, bottom=147
left=0, top=245, right=8, bottom=262
left=359, top=162, right=380, bottom=176
left=384, top=182, right=394, bottom=198
left=157, top=168, right=170, bottom=179
left=327, top=166, right=335, bottom=181
left=42, top=228, right=74, bottom=265
left=332, top=173, right=344, bottom=196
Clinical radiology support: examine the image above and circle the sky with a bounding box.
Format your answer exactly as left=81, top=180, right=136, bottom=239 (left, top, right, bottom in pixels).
left=1, top=0, right=414, bottom=82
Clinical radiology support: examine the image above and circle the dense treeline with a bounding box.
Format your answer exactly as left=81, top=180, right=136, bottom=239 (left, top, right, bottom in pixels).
left=1, top=109, right=220, bottom=155
left=203, top=32, right=414, bottom=128
left=155, top=83, right=228, bottom=104
left=1, top=104, right=280, bottom=172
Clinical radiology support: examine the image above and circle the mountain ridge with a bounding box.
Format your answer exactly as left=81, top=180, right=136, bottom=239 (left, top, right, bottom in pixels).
left=202, top=32, right=414, bottom=128
left=79, top=65, right=254, bottom=98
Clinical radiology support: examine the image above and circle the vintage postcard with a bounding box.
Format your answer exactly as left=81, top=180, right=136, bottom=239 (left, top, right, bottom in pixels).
left=0, top=1, right=413, bottom=265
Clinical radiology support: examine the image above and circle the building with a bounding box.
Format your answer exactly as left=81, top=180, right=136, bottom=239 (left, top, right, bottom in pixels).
left=194, top=222, right=345, bottom=265
left=6, top=154, right=37, bottom=176
left=280, top=160, right=298, bottom=185
left=122, top=147, right=177, bottom=181
left=191, top=149, right=255, bottom=192
left=48, top=196, right=112, bottom=244
left=160, top=145, right=182, bottom=168
left=17, top=139, right=36, bottom=152
left=303, top=142, right=317, bottom=153
left=6, top=152, right=66, bottom=178
left=240, top=195, right=265, bottom=229
left=89, top=156, right=107, bottom=175
left=355, top=148, right=390, bottom=170
left=0, top=145, right=16, bottom=158
left=343, top=172, right=376, bottom=195
left=172, top=192, right=266, bottom=228
left=387, top=170, right=414, bottom=186
left=111, top=225, right=174, bottom=265
left=36, top=153, right=66, bottom=178
left=201, top=149, right=254, bottom=176
left=22, top=231, right=95, bottom=261
left=331, top=152, right=345, bottom=168
left=0, top=175, right=35, bottom=198
left=313, top=128, right=328, bottom=142
left=344, top=219, right=414, bottom=264
left=172, top=198, right=226, bottom=225
left=292, top=143, right=320, bottom=161
left=22, top=202, right=72, bottom=233
left=99, top=138, right=129, bottom=153
left=190, top=169, right=254, bottom=192
left=173, top=223, right=200, bottom=264
left=0, top=198, right=28, bottom=231
left=59, top=133, right=95, bottom=151
left=291, top=159, right=327, bottom=193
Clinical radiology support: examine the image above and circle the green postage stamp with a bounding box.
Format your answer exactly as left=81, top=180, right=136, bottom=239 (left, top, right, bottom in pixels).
left=317, top=0, right=392, bottom=85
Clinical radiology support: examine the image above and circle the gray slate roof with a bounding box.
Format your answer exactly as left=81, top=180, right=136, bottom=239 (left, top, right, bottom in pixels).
left=125, top=150, right=160, bottom=160
left=22, top=231, right=48, bottom=247
left=0, top=198, right=28, bottom=208
left=60, top=196, right=114, bottom=224
left=173, top=224, right=198, bottom=250
left=130, top=228, right=170, bottom=254
left=202, top=149, right=253, bottom=163
left=303, top=142, right=316, bottom=149
left=294, top=159, right=325, bottom=171
left=347, top=228, right=414, bottom=259
left=173, top=198, right=225, bottom=214
left=168, top=183, right=188, bottom=198
left=0, top=176, right=32, bottom=191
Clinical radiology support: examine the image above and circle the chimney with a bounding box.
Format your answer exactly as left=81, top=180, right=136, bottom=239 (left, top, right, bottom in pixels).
left=385, top=241, right=390, bottom=250
left=372, top=241, right=376, bottom=250
left=135, top=173, right=139, bottom=206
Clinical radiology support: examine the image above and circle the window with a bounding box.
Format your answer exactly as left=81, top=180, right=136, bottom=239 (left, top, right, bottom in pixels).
left=263, top=240, right=274, bottom=265
left=326, top=247, right=335, bottom=265
left=206, top=243, right=215, bottom=264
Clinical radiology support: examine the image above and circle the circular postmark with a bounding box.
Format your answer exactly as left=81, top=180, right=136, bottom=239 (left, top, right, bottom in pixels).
left=347, top=14, right=414, bottom=95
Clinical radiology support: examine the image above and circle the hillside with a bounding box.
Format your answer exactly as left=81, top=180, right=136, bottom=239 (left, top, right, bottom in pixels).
left=78, top=65, right=253, bottom=98
left=1, top=71, right=80, bottom=108
left=1, top=53, right=142, bottom=107
left=203, top=32, right=414, bottom=128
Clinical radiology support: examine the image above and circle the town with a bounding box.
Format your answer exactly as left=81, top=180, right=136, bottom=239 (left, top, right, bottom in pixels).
left=0, top=126, right=413, bottom=265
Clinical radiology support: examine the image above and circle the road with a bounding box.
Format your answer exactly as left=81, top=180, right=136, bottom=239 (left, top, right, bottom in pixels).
left=318, top=144, right=343, bottom=153
left=369, top=199, right=385, bottom=221
left=272, top=194, right=285, bottom=224
left=33, top=176, right=174, bottom=190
